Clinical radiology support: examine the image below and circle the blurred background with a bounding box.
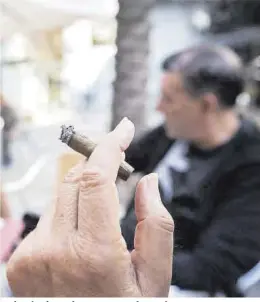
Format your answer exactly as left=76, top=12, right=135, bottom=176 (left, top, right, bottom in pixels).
left=0, top=0, right=260, bottom=296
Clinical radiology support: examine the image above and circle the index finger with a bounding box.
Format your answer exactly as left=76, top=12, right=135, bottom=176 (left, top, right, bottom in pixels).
left=77, top=117, right=135, bottom=239
left=87, top=117, right=135, bottom=182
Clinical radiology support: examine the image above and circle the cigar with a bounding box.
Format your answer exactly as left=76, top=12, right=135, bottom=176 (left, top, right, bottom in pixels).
left=59, top=125, right=134, bottom=181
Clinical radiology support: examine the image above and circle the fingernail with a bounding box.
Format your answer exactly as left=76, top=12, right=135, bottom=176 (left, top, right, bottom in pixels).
left=115, top=117, right=135, bottom=148
left=145, top=173, right=164, bottom=212
left=117, top=117, right=133, bottom=131
left=143, top=173, right=169, bottom=218
left=146, top=173, right=159, bottom=193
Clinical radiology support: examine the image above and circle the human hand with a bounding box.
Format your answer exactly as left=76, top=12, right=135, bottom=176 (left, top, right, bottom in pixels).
left=7, top=118, right=174, bottom=297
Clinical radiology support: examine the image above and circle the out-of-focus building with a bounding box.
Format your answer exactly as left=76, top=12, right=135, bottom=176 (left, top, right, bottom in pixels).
left=0, top=0, right=118, bottom=123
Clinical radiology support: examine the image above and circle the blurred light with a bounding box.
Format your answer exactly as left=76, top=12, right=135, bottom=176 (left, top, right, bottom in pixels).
left=63, top=19, right=92, bottom=53
left=236, top=92, right=251, bottom=107
left=31, top=0, right=119, bottom=19
left=2, top=33, right=28, bottom=60
left=191, top=9, right=211, bottom=31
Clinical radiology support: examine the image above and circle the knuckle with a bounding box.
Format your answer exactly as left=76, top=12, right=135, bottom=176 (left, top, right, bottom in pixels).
left=80, top=168, right=108, bottom=190
left=63, top=173, right=79, bottom=184
left=146, top=215, right=174, bottom=233
left=62, top=162, right=83, bottom=183
left=7, top=248, right=33, bottom=283
left=7, top=232, right=72, bottom=286
left=156, top=215, right=174, bottom=233
left=7, top=256, right=22, bottom=282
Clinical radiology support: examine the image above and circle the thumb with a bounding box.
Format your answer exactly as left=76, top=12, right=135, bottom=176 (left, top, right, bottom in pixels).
left=132, top=173, right=174, bottom=297
left=134, top=173, right=170, bottom=221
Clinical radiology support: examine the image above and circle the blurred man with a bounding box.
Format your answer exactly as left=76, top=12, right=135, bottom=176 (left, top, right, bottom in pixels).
left=121, top=45, right=260, bottom=296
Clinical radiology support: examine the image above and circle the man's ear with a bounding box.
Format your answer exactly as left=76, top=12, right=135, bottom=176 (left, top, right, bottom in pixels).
left=201, top=93, right=219, bottom=113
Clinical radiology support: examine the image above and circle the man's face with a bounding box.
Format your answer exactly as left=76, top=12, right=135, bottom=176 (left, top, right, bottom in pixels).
left=157, top=72, right=206, bottom=140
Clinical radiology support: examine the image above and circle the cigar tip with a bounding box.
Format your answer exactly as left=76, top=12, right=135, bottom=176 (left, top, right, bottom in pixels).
left=59, top=125, right=75, bottom=144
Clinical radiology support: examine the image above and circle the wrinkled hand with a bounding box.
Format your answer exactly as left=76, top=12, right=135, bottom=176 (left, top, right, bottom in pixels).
left=7, top=118, right=174, bottom=297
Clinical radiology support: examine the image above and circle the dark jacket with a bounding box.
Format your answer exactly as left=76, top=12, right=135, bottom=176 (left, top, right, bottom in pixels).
left=121, top=120, right=260, bottom=296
